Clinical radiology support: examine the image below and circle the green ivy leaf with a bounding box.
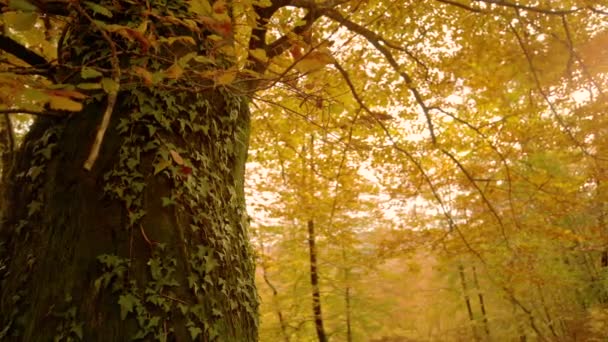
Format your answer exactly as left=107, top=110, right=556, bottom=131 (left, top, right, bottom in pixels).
left=27, top=200, right=41, bottom=216
left=118, top=293, right=138, bottom=320
left=161, top=197, right=176, bottom=207
left=188, top=325, right=202, bottom=340
left=153, top=159, right=172, bottom=175
left=71, top=323, right=84, bottom=339
left=148, top=257, right=162, bottom=280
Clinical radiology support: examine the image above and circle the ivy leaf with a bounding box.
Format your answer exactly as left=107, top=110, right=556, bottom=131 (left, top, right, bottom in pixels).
left=118, top=293, right=138, bottom=320
left=148, top=257, right=162, bottom=280
left=205, top=256, right=218, bottom=273
left=188, top=325, right=203, bottom=340
left=153, top=159, right=172, bottom=175
left=27, top=200, right=42, bottom=216
left=71, top=324, right=84, bottom=339
left=83, top=1, right=113, bottom=18
left=161, top=197, right=176, bottom=207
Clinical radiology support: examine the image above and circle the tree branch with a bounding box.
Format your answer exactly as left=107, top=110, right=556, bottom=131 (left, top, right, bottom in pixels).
left=0, top=34, right=50, bottom=67
left=265, top=10, right=321, bottom=60
left=322, top=8, right=436, bottom=143
left=248, top=0, right=293, bottom=67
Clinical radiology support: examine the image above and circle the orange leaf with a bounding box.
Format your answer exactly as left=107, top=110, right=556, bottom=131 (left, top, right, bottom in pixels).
left=45, top=89, right=88, bottom=100
left=170, top=150, right=184, bottom=165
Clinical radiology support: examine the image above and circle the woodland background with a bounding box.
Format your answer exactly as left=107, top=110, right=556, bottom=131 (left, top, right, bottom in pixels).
left=0, top=0, right=607, bottom=341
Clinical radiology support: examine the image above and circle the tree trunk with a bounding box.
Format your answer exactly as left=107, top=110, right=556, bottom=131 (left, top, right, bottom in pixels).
left=0, top=114, right=13, bottom=218
left=0, top=3, right=258, bottom=340
left=307, top=219, right=327, bottom=342
left=471, top=266, right=490, bottom=339
left=458, top=264, right=480, bottom=342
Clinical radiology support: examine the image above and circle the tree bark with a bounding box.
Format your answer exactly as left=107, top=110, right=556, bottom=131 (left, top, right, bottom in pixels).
left=307, top=219, right=328, bottom=342
left=0, top=3, right=258, bottom=340
left=0, top=114, right=13, bottom=219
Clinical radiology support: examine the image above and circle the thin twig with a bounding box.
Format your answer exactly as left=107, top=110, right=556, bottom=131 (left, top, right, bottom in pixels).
left=76, top=5, right=121, bottom=171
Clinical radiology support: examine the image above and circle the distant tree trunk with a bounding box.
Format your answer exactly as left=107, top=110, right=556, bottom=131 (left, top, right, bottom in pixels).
left=259, top=241, right=290, bottom=342
left=345, top=284, right=353, bottom=342
left=0, top=2, right=258, bottom=340
left=458, top=264, right=480, bottom=342
left=472, top=266, right=490, bottom=339
left=307, top=219, right=328, bottom=342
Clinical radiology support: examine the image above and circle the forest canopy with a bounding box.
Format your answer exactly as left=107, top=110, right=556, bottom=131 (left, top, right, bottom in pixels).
left=0, top=0, right=607, bottom=341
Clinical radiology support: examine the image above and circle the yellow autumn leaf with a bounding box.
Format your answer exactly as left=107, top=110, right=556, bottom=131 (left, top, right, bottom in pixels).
left=48, top=96, right=83, bottom=112
left=294, top=50, right=334, bottom=73
left=170, top=150, right=184, bottom=165
left=3, top=11, right=38, bottom=31
left=189, top=0, right=212, bottom=15
left=164, top=63, right=184, bottom=79
left=249, top=48, right=268, bottom=63
left=215, top=68, right=237, bottom=85
left=132, top=66, right=153, bottom=85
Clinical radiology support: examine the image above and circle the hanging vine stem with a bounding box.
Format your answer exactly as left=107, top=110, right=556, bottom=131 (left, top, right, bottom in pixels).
left=74, top=4, right=121, bottom=171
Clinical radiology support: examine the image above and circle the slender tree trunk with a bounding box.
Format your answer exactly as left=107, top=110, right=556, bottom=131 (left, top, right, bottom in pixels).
left=259, top=242, right=290, bottom=342
left=472, top=266, right=491, bottom=339
left=458, top=264, right=480, bottom=341
left=307, top=219, right=328, bottom=342
left=342, top=247, right=352, bottom=342
left=512, top=302, right=527, bottom=342
left=345, top=285, right=353, bottom=342
left=0, top=2, right=258, bottom=340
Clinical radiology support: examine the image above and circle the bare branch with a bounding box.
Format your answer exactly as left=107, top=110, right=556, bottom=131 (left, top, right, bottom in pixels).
left=265, top=10, right=321, bottom=60
left=0, top=34, right=50, bottom=68
left=248, top=0, right=294, bottom=72
left=508, top=22, right=595, bottom=158
left=441, top=148, right=511, bottom=246
left=323, top=8, right=436, bottom=143
left=74, top=4, right=121, bottom=171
